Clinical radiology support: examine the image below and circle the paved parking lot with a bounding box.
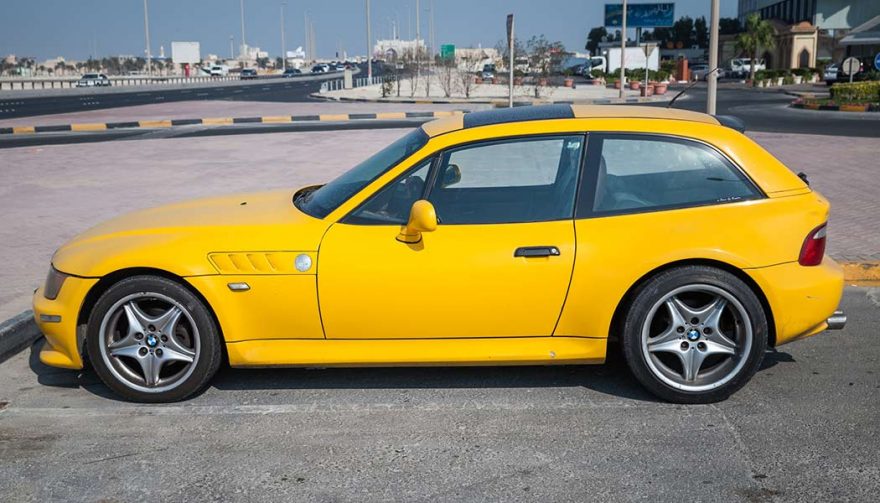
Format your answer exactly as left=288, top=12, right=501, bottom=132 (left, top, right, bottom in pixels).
left=0, top=287, right=877, bottom=501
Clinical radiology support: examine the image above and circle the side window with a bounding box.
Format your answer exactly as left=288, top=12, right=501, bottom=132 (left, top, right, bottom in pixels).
left=593, top=135, right=760, bottom=213
left=428, top=136, right=584, bottom=224
left=346, top=159, right=432, bottom=224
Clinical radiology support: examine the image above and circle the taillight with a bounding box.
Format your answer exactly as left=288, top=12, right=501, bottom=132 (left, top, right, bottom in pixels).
left=799, top=223, right=827, bottom=266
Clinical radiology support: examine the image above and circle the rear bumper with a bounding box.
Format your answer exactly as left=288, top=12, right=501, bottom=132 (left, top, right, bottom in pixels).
left=747, top=256, right=844, bottom=346
left=32, top=276, right=97, bottom=369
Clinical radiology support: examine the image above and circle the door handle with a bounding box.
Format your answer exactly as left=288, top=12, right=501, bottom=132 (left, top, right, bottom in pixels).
left=514, top=246, right=561, bottom=258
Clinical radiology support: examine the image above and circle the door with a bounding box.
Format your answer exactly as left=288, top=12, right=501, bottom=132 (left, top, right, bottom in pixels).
left=318, top=135, right=585, bottom=339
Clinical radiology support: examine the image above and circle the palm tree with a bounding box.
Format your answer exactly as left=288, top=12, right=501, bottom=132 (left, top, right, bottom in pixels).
left=735, top=13, right=775, bottom=85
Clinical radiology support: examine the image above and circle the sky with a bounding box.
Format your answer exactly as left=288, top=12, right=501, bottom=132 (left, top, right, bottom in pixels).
left=0, top=0, right=737, bottom=61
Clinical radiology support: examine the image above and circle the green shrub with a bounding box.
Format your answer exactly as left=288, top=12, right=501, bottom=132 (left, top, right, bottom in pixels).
left=754, top=69, right=767, bottom=81
left=830, top=81, right=880, bottom=103
left=782, top=74, right=795, bottom=85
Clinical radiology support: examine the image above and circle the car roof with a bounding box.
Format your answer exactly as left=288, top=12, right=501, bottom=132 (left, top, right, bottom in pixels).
left=421, top=105, right=722, bottom=138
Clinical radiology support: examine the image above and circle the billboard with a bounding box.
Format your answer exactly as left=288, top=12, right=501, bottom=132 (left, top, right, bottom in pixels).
left=605, top=3, right=675, bottom=28
left=171, top=41, right=200, bottom=64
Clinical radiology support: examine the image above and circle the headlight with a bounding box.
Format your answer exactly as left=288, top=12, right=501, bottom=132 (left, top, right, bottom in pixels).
left=44, top=266, right=69, bottom=300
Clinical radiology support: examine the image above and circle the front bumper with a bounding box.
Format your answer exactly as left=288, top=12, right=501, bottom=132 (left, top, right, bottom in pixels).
left=32, top=276, right=97, bottom=369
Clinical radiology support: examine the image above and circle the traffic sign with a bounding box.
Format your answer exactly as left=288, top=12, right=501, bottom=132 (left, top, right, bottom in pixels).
left=440, top=44, right=455, bottom=61
left=874, top=52, right=880, bottom=71
left=841, top=57, right=860, bottom=75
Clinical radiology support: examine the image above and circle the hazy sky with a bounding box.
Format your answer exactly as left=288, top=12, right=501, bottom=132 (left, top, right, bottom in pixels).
left=0, top=0, right=737, bottom=61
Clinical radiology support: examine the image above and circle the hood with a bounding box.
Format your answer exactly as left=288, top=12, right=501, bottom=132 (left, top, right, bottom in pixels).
left=53, top=188, right=331, bottom=277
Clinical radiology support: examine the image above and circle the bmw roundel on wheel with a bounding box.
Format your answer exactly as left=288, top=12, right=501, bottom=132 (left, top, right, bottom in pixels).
left=33, top=105, right=846, bottom=403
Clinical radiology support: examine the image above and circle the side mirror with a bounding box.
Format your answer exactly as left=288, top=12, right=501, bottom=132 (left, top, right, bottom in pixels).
left=441, top=164, right=462, bottom=188
left=396, top=200, right=437, bottom=244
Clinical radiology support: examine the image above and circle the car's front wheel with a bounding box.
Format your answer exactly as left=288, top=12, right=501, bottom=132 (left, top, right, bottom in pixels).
left=86, top=275, right=222, bottom=402
left=621, top=266, right=768, bottom=404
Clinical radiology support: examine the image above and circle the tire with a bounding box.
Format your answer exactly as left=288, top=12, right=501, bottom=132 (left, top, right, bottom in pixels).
left=621, top=266, right=767, bottom=404
left=86, top=275, right=222, bottom=403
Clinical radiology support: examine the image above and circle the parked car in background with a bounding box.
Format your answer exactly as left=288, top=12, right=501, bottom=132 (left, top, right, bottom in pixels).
left=729, top=58, right=765, bottom=78
left=481, top=63, right=496, bottom=80
left=240, top=68, right=258, bottom=80
left=823, top=63, right=839, bottom=85
left=311, top=64, right=329, bottom=73
left=208, top=65, right=229, bottom=77
left=335, top=64, right=346, bottom=72
left=690, top=64, right=712, bottom=81
left=282, top=68, right=302, bottom=78
left=76, top=73, right=111, bottom=87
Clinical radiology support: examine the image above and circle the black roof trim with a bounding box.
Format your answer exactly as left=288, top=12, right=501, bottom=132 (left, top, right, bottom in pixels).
left=462, top=104, right=574, bottom=129
left=714, top=115, right=746, bottom=133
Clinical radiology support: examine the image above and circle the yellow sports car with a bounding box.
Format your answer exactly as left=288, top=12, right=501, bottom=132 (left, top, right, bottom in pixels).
left=33, top=105, right=846, bottom=403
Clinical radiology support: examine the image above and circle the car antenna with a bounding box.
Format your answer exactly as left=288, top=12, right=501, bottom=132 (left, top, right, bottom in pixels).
left=667, top=66, right=722, bottom=109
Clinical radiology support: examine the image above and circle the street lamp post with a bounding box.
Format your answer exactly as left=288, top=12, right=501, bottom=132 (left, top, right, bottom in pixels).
left=618, top=0, right=627, bottom=99
left=280, top=2, right=287, bottom=71
left=143, top=0, right=152, bottom=76
left=707, top=0, right=720, bottom=115
left=240, top=0, right=247, bottom=60
left=366, top=0, right=372, bottom=79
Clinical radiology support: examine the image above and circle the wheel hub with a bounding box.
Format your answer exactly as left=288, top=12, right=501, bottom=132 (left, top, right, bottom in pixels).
left=686, top=328, right=701, bottom=341
left=145, top=333, right=159, bottom=348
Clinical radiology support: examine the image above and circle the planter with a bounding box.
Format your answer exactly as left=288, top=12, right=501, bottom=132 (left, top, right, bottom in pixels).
left=538, top=78, right=549, bottom=86
left=564, top=78, right=574, bottom=88
left=776, top=77, right=784, bottom=86
left=640, top=84, right=654, bottom=97
left=613, top=80, right=621, bottom=89
left=591, top=78, right=603, bottom=86
left=653, top=83, right=668, bottom=95
left=475, top=77, right=483, bottom=84
left=490, top=77, right=497, bottom=84
left=794, top=75, right=803, bottom=84
left=513, top=77, right=523, bottom=85
left=629, top=80, right=641, bottom=90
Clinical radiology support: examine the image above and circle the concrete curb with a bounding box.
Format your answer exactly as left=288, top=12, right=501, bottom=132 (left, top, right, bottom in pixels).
left=310, top=92, right=671, bottom=106
left=790, top=99, right=880, bottom=112
left=0, top=110, right=467, bottom=136
left=0, top=311, right=40, bottom=364
left=841, top=261, right=880, bottom=282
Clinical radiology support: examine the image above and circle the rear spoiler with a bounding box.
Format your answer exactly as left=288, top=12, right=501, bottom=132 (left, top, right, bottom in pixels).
left=714, top=115, right=746, bottom=133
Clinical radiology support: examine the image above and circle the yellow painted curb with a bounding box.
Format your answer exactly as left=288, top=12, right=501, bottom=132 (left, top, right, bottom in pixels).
left=70, top=123, right=107, bottom=132
left=319, top=114, right=350, bottom=121
left=841, top=261, right=880, bottom=281
left=12, top=126, right=35, bottom=134
left=261, top=116, right=292, bottom=123
left=202, top=117, right=233, bottom=125
left=839, top=104, right=868, bottom=112
left=138, top=120, right=172, bottom=128
left=375, top=112, right=406, bottom=120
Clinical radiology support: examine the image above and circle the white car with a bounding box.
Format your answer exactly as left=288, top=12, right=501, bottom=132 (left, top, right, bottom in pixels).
left=75, top=73, right=111, bottom=87
left=729, top=58, right=765, bottom=78
left=208, top=65, right=229, bottom=77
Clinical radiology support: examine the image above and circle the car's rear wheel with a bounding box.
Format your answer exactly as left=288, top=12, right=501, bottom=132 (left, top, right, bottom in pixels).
left=86, top=275, right=222, bottom=403
left=621, top=266, right=767, bottom=404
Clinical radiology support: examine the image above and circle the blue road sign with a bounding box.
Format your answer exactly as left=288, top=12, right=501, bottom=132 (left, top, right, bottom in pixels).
left=874, top=52, right=880, bottom=71
left=605, top=3, right=675, bottom=28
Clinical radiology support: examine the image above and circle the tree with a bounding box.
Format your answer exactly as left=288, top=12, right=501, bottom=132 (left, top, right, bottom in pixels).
left=436, top=59, right=456, bottom=98
left=719, top=17, right=741, bottom=35
left=671, top=16, right=695, bottom=48
left=694, top=16, right=709, bottom=48
left=736, top=13, right=775, bottom=84
left=585, top=26, right=607, bottom=56
left=256, top=57, right=270, bottom=69
left=275, top=56, right=283, bottom=68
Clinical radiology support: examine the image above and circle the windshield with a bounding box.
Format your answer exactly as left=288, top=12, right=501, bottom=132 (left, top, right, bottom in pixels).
left=295, top=128, right=429, bottom=218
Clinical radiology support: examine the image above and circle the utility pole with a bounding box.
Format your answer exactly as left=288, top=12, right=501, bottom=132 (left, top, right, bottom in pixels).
left=429, top=0, right=435, bottom=63
left=229, top=35, right=234, bottom=60
left=366, top=0, right=372, bottom=79
left=618, top=0, right=626, bottom=99
left=239, top=0, right=247, bottom=59
left=707, top=0, right=720, bottom=115
left=304, top=13, right=309, bottom=61
left=507, top=14, right=515, bottom=108
left=143, top=0, right=152, bottom=75
left=415, top=0, right=420, bottom=84
left=280, top=2, right=287, bottom=71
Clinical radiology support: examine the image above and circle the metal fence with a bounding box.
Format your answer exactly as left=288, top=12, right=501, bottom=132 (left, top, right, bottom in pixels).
left=320, top=75, right=383, bottom=93
left=0, top=75, right=239, bottom=91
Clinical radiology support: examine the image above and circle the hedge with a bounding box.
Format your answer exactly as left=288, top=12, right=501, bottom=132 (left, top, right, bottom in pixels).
left=830, top=81, right=880, bottom=103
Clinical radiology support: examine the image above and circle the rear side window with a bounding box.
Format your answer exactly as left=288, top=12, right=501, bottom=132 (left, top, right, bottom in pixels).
left=591, top=134, right=760, bottom=214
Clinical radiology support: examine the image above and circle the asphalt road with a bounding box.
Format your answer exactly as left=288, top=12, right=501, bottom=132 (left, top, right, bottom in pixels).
left=0, top=73, right=338, bottom=120
left=0, top=287, right=877, bottom=501
left=647, top=84, right=880, bottom=137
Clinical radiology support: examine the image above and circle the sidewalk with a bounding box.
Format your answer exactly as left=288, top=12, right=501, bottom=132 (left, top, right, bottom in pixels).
left=317, top=76, right=672, bottom=105
left=0, top=127, right=876, bottom=323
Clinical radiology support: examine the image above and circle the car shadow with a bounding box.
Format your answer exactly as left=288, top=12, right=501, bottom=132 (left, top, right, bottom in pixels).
left=26, top=340, right=795, bottom=404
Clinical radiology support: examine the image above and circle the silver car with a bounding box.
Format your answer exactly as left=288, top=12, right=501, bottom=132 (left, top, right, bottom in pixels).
left=76, top=73, right=111, bottom=87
